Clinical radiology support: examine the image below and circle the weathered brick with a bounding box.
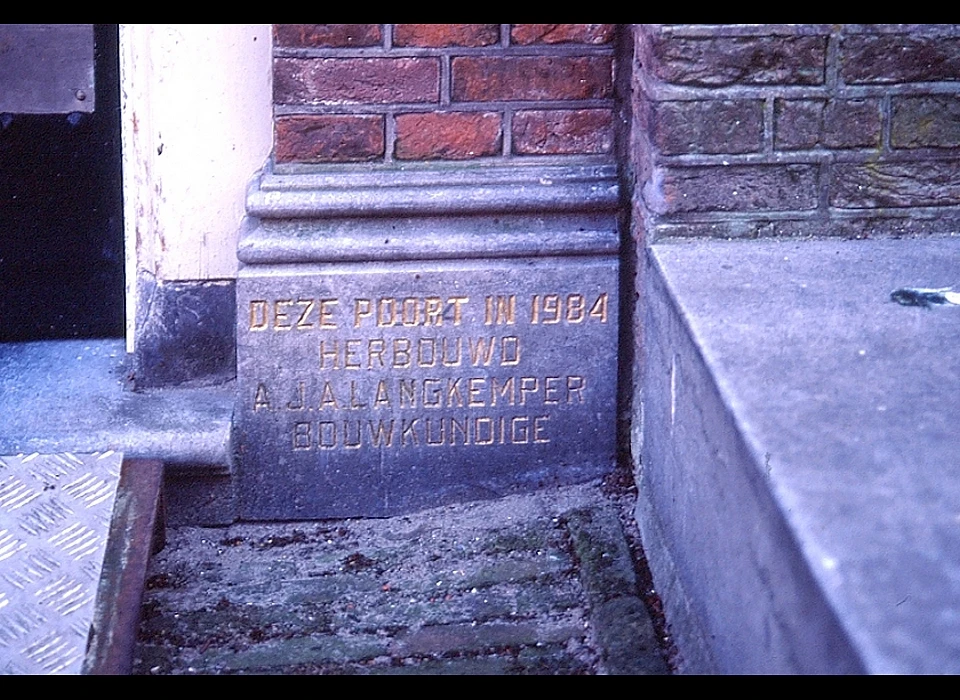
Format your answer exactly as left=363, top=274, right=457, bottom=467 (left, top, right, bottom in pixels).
left=394, top=24, right=499, bottom=48
left=452, top=56, right=612, bottom=102
left=650, top=35, right=826, bottom=86
left=653, top=164, right=818, bottom=214
left=652, top=100, right=763, bottom=155
left=274, top=57, right=439, bottom=106
left=273, top=24, right=382, bottom=48
left=511, top=24, right=615, bottom=46
left=512, top=109, right=613, bottom=155
left=841, top=35, right=960, bottom=84
left=274, top=115, right=384, bottom=163
left=831, top=162, right=960, bottom=208
left=395, top=112, right=502, bottom=160
left=775, top=99, right=881, bottom=150
left=892, top=96, right=960, bottom=149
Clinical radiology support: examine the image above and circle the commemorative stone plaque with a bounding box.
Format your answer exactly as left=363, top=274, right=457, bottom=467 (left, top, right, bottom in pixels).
left=237, top=165, right=620, bottom=519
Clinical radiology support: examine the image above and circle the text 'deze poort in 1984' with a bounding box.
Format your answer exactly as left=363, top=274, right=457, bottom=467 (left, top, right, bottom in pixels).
left=237, top=257, right=618, bottom=519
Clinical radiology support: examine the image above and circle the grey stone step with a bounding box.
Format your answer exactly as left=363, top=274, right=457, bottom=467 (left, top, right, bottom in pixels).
left=0, top=340, right=233, bottom=470
left=640, top=236, right=960, bottom=673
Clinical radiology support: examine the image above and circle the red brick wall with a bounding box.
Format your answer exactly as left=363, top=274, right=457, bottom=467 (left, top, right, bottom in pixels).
left=633, top=24, right=960, bottom=240
left=273, top=24, right=616, bottom=164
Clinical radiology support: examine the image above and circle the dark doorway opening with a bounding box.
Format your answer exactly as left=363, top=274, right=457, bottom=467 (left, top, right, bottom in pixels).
left=0, top=24, right=124, bottom=341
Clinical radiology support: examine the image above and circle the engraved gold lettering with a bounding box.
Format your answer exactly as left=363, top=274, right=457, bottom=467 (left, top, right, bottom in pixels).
left=400, top=379, right=416, bottom=408
left=567, top=376, right=586, bottom=403
left=256, top=282, right=611, bottom=456
left=254, top=383, right=271, bottom=410
left=423, top=379, right=441, bottom=407
left=377, top=298, right=397, bottom=327
left=354, top=298, right=372, bottom=328
left=296, top=299, right=316, bottom=329
left=288, top=381, right=305, bottom=410
left=319, top=339, right=339, bottom=369
left=401, top=418, right=419, bottom=446
left=519, top=377, right=539, bottom=406
left=491, top=377, right=515, bottom=406
left=566, top=294, right=584, bottom=323
left=293, top=422, right=311, bottom=449
left=344, top=339, right=362, bottom=369
left=369, top=419, right=395, bottom=447
left=498, top=295, right=516, bottom=324
left=450, top=416, right=468, bottom=445
left=401, top=297, right=420, bottom=327
left=511, top=416, right=529, bottom=444
left=319, top=421, right=336, bottom=448
left=534, top=415, right=550, bottom=443
left=450, top=297, right=468, bottom=326
left=250, top=301, right=268, bottom=330
left=255, top=293, right=568, bottom=333
left=319, top=381, right=338, bottom=409
left=424, top=297, right=443, bottom=326
left=417, top=337, right=436, bottom=367
left=474, top=417, right=494, bottom=445
left=349, top=381, right=367, bottom=409
left=353, top=296, right=473, bottom=328
left=484, top=295, right=516, bottom=326
left=393, top=338, right=411, bottom=368
left=501, top=336, right=520, bottom=366
left=343, top=420, right=362, bottom=449
left=468, top=377, right=485, bottom=407
left=283, top=411, right=558, bottom=451
left=528, top=291, right=606, bottom=325
left=319, top=299, right=338, bottom=328
left=425, top=418, right=445, bottom=446
left=368, top=338, right=386, bottom=368
left=374, top=380, right=391, bottom=408
left=446, top=378, right=464, bottom=407
left=589, top=293, right=608, bottom=323
left=468, top=337, right=495, bottom=366
left=274, top=299, right=293, bottom=330
left=544, top=376, right=560, bottom=405
left=441, top=337, right=462, bottom=366
left=542, top=294, right=561, bottom=324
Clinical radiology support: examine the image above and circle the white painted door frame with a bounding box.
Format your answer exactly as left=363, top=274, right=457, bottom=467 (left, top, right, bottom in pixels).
left=118, top=24, right=273, bottom=351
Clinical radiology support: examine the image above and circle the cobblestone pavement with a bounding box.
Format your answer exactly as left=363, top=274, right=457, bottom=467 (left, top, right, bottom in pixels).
left=133, top=478, right=671, bottom=675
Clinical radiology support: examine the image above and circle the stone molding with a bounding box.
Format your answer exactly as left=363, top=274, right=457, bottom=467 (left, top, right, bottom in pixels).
left=240, top=163, right=620, bottom=264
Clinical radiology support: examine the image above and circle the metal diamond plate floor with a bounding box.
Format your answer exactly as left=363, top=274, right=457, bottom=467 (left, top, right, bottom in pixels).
left=0, top=451, right=122, bottom=674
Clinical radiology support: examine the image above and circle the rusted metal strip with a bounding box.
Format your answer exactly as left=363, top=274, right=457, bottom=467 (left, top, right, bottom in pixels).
left=83, top=459, right=164, bottom=675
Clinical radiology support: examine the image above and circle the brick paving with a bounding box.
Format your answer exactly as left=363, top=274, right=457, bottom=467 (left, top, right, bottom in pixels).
left=132, top=480, right=669, bottom=675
